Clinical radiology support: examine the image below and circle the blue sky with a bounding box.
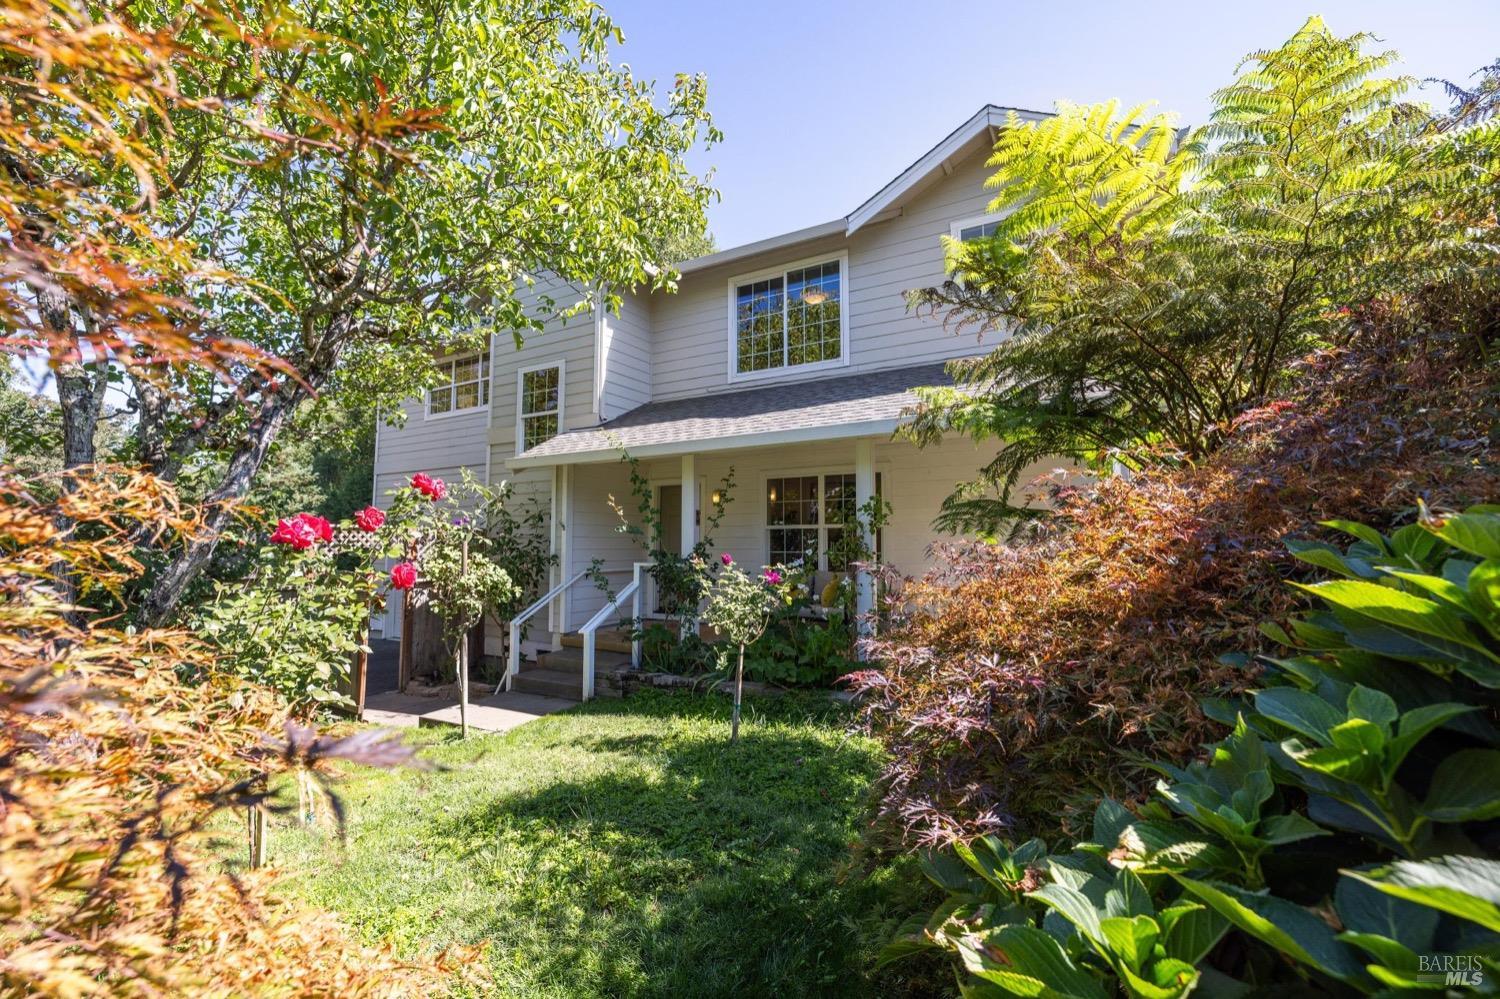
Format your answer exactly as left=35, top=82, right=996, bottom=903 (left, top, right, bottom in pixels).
left=606, top=0, right=1500, bottom=250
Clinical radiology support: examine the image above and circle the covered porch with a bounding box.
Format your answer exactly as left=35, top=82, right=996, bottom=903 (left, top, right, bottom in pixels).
left=497, top=363, right=1014, bottom=698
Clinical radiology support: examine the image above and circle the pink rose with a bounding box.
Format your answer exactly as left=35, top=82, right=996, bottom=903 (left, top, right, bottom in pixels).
left=721, top=553, right=733, bottom=565
left=762, top=569, right=783, bottom=585
left=389, top=562, right=417, bottom=590
left=428, top=477, right=447, bottom=501
left=354, top=506, right=386, bottom=533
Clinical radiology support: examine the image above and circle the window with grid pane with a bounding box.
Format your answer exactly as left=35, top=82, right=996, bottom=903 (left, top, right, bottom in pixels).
left=518, top=365, right=561, bottom=452
left=766, top=475, right=820, bottom=567
left=766, top=472, right=882, bottom=572
left=825, top=473, right=882, bottom=571
left=732, top=257, right=843, bottom=375
left=426, top=351, right=490, bottom=416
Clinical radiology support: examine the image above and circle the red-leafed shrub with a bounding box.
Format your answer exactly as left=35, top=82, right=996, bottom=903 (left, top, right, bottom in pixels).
left=849, top=323, right=1498, bottom=847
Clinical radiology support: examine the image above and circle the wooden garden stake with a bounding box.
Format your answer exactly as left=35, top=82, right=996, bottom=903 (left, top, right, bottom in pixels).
left=458, top=536, right=469, bottom=738
left=247, top=804, right=267, bottom=868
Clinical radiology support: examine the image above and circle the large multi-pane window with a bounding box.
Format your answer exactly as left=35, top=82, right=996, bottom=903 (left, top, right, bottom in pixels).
left=732, top=256, right=845, bottom=377
left=765, top=471, right=881, bottom=571
left=517, top=363, right=562, bottom=453
left=426, top=352, right=490, bottom=417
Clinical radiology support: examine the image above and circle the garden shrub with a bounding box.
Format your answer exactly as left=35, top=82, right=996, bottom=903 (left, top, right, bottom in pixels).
left=0, top=467, right=479, bottom=995
left=850, top=322, right=1498, bottom=846
left=883, top=505, right=1500, bottom=996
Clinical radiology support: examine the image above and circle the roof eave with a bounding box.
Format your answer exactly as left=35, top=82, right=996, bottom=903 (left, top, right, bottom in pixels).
left=506, top=416, right=904, bottom=469
left=844, top=104, right=1049, bottom=237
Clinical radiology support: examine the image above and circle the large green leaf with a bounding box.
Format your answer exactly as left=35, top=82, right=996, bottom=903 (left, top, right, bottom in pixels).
left=1253, top=687, right=1344, bottom=742
left=1174, top=877, right=1367, bottom=981
left=1386, top=703, right=1476, bottom=774
left=1422, top=750, right=1500, bottom=822
left=1295, top=580, right=1495, bottom=661
left=1334, top=873, right=1439, bottom=952
left=1426, top=511, right=1500, bottom=561
left=1346, top=857, right=1500, bottom=933
left=1469, top=559, right=1500, bottom=636
left=1029, top=882, right=1104, bottom=945
left=1321, top=519, right=1390, bottom=554
left=1159, top=902, right=1230, bottom=965
left=957, top=925, right=1108, bottom=999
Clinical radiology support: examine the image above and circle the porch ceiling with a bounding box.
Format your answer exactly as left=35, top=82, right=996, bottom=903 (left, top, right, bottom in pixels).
left=508, top=361, right=962, bottom=468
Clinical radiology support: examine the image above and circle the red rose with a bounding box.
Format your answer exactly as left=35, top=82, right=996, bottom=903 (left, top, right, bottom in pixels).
left=270, top=517, right=315, bottom=550
left=428, top=477, right=447, bottom=501
left=390, top=561, right=417, bottom=590
left=300, top=513, right=333, bottom=543
left=411, top=472, right=435, bottom=498
left=354, top=506, right=386, bottom=533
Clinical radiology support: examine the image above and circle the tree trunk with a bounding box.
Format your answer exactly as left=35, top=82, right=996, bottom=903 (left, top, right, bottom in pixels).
left=55, top=358, right=107, bottom=469
left=140, top=383, right=305, bottom=624
left=731, top=643, right=744, bottom=744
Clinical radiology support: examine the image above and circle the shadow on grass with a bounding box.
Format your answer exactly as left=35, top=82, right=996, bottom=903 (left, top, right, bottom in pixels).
left=425, top=694, right=903, bottom=998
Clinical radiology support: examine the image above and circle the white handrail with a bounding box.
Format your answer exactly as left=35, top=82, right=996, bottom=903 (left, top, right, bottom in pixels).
left=579, top=561, right=649, bottom=701
left=506, top=569, right=586, bottom=691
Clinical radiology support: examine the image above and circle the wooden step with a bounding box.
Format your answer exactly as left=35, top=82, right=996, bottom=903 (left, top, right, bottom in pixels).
left=560, top=630, right=634, bottom=654
left=534, top=646, right=632, bottom=675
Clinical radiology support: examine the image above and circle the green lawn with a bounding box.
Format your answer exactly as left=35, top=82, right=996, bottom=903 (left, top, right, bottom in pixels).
left=262, top=691, right=936, bottom=998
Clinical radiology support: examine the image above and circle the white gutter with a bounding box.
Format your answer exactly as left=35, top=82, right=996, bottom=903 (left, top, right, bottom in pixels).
left=506, top=416, right=902, bottom=470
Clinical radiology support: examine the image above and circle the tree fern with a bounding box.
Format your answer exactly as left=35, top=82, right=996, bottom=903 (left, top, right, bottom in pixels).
left=907, top=17, right=1498, bottom=535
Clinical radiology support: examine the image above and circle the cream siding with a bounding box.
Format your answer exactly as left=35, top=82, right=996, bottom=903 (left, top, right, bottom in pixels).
left=647, top=144, right=1002, bottom=402
left=557, top=435, right=1064, bottom=631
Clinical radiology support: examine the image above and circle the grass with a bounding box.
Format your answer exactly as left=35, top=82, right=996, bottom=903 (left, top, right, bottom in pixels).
left=258, top=691, right=937, bottom=998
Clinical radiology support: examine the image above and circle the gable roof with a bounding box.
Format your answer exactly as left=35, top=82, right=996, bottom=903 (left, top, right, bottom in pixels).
left=508, top=361, right=964, bottom=468
left=677, top=103, right=1048, bottom=275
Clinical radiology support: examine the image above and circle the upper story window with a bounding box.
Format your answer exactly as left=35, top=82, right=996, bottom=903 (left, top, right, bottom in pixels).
left=728, top=252, right=849, bottom=382
left=517, top=361, right=563, bottom=453
left=427, top=351, right=490, bottom=417
left=950, top=212, right=1005, bottom=243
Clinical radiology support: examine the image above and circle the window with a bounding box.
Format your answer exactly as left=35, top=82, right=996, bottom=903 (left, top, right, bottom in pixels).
left=426, top=351, right=490, bottom=417
left=765, top=471, right=881, bottom=571
left=949, top=212, right=1006, bottom=243
left=729, top=253, right=848, bottom=380
left=517, top=363, right=562, bottom=453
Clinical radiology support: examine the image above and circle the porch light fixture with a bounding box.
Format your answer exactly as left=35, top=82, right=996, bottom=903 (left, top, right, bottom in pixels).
left=711, top=489, right=722, bottom=505
left=800, top=286, right=829, bottom=305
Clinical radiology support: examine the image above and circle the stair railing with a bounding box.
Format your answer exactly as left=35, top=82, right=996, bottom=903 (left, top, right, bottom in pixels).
left=578, top=561, right=649, bottom=701
left=506, top=569, right=587, bottom=692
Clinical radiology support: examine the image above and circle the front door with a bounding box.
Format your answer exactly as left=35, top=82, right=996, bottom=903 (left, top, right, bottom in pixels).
left=653, top=484, right=682, bottom=614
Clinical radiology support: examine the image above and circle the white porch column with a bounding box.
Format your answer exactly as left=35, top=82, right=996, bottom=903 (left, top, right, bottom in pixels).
left=680, top=453, right=698, bottom=641
left=854, top=438, right=875, bottom=641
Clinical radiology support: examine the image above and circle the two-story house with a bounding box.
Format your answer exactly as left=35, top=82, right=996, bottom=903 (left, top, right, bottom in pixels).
left=372, top=105, right=1063, bottom=690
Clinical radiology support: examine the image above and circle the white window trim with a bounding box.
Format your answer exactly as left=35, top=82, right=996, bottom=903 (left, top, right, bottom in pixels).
left=725, top=250, right=851, bottom=385
left=424, top=350, right=491, bottom=421
left=515, top=359, right=565, bottom=456
left=761, top=467, right=882, bottom=572
left=948, top=210, right=1008, bottom=242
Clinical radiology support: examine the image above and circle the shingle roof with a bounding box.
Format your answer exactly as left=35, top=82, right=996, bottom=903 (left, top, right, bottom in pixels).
left=508, top=362, right=961, bottom=467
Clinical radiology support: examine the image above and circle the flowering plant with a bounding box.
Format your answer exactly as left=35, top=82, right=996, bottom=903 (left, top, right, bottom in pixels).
left=701, top=557, right=797, bottom=743
left=354, top=506, right=386, bottom=533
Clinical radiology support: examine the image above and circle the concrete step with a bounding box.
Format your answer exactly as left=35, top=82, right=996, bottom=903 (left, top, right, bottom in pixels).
left=510, top=668, right=588, bottom=701
left=535, top=646, right=632, bottom=675
left=561, top=630, right=634, bottom=654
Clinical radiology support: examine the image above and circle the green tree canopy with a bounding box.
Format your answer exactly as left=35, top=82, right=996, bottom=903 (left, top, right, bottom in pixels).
left=906, top=18, right=1499, bottom=535
left=124, top=0, right=719, bottom=619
